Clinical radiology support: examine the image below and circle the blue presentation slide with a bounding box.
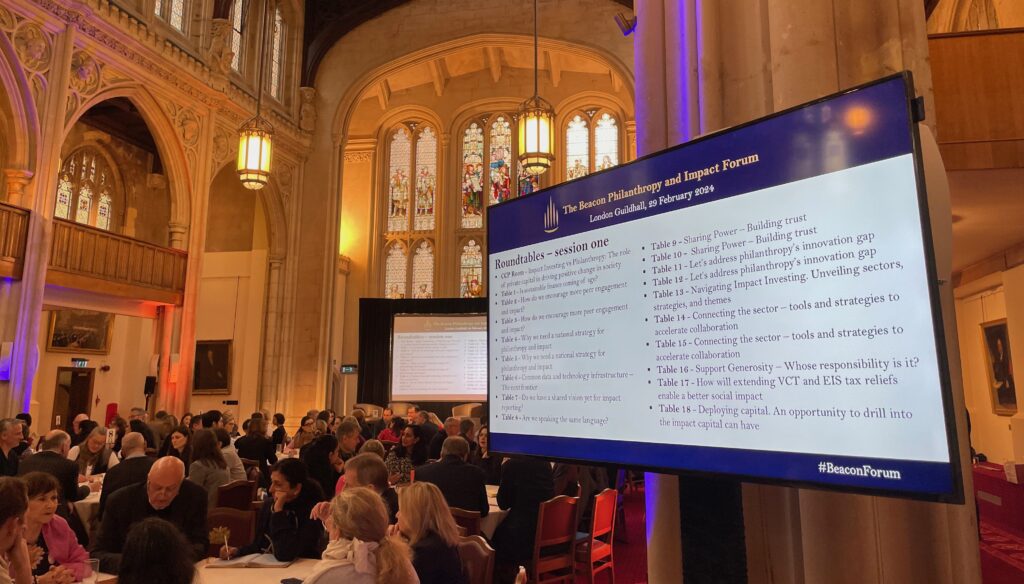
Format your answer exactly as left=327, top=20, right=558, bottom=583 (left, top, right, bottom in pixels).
left=487, top=75, right=960, bottom=500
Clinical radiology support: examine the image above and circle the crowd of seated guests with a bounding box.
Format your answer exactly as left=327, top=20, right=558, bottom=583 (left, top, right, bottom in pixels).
left=0, top=405, right=606, bottom=584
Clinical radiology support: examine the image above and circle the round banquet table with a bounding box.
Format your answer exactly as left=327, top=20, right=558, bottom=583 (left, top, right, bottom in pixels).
left=480, top=484, right=509, bottom=539
left=196, top=558, right=318, bottom=584
left=73, top=490, right=101, bottom=538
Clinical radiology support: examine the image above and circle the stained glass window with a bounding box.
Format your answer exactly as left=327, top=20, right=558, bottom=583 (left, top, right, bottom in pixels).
left=384, top=243, right=407, bottom=299
left=517, top=168, right=538, bottom=198
left=387, top=129, right=411, bottom=233
left=595, top=113, right=619, bottom=171
left=461, top=123, right=484, bottom=229
left=55, top=177, right=72, bottom=220
left=269, top=6, right=284, bottom=99
left=489, top=116, right=512, bottom=205
left=97, top=195, right=112, bottom=231
left=154, top=0, right=164, bottom=18
left=414, top=127, right=437, bottom=231
left=56, top=148, right=117, bottom=231
left=75, top=187, right=92, bottom=224
left=566, top=115, right=589, bottom=179
left=169, top=0, right=185, bottom=31
left=411, top=240, right=434, bottom=298
left=460, top=240, right=483, bottom=298
left=230, top=0, right=243, bottom=71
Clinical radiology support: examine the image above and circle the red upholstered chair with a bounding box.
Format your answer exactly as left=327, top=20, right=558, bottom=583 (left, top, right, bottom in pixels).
left=458, top=535, right=495, bottom=584
left=574, top=488, right=618, bottom=583
left=451, top=507, right=482, bottom=537
left=530, top=495, right=579, bottom=584
left=216, top=480, right=257, bottom=510
left=206, top=507, right=255, bottom=557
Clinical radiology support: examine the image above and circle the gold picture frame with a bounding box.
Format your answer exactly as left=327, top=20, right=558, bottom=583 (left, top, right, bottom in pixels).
left=46, top=310, right=115, bottom=355
left=981, top=319, right=1017, bottom=416
left=193, top=339, right=232, bottom=395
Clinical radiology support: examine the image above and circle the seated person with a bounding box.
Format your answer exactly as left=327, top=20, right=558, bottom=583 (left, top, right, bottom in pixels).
left=469, top=426, right=502, bottom=486
left=67, top=426, right=119, bottom=478
left=301, top=434, right=342, bottom=500
left=458, top=419, right=479, bottom=453
left=338, top=453, right=399, bottom=523
left=212, top=428, right=247, bottom=482
left=117, top=518, right=196, bottom=584
left=384, top=425, right=427, bottom=485
left=91, top=457, right=208, bottom=574
left=304, top=487, right=417, bottom=584
left=427, top=417, right=461, bottom=461
left=220, top=458, right=325, bottom=562
left=357, top=439, right=386, bottom=461
left=491, top=456, right=554, bottom=578
left=0, top=477, right=33, bottom=584
left=234, top=417, right=277, bottom=487
left=186, top=430, right=230, bottom=507
left=20, top=472, right=88, bottom=583
left=377, top=416, right=405, bottom=444
left=396, top=482, right=468, bottom=584
left=414, top=437, right=488, bottom=517
left=18, top=432, right=95, bottom=521
left=98, top=433, right=153, bottom=519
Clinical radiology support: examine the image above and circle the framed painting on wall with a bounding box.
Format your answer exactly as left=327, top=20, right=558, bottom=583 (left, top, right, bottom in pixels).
left=46, top=310, right=114, bottom=354
left=982, top=319, right=1017, bottom=416
left=193, top=340, right=231, bottom=394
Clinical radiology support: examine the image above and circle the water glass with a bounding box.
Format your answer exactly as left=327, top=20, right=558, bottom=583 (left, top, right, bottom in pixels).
left=83, top=558, right=100, bottom=584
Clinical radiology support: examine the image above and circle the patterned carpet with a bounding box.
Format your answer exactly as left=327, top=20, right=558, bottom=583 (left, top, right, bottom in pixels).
left=980, top=521, right=1024, bottom=583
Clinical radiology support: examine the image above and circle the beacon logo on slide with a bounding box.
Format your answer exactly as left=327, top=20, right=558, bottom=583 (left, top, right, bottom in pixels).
left=817, top=461, right=902, bottom=481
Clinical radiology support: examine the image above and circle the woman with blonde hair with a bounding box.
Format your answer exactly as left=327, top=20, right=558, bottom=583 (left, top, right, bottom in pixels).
left=397, top=482, right=467, bottom=584
left=305, top=487, right=418, bottom=584
left=67, top=426, right=118, bottom=478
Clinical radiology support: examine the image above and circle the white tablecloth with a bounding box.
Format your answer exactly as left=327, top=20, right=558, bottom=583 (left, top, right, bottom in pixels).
left=480, top=484, right=508, bottom=539
left=196, top=558, right=317, bottom=584
left=73, top=491, right=101, bottom=537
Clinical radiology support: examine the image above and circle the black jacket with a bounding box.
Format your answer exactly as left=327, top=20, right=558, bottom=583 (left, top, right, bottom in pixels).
left=0, top=447, right=18, bottom=477
left=411, top=531, right=468, bottom=584
left=414, top=456, right=489, bottom=516
left=492, top=457, right=554, bottom=564
left=97, top=455, right=154, bottom=519
left=234, top=434, right=277, bottom=486
left=91, top=480, right=209, bottom=574
left=238, top=479, right=325, bottom=561
left=18, top=451, right=90, bottom=515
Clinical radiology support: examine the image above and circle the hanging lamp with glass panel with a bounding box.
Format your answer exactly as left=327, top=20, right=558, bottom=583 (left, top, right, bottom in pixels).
left=414, top=127, right=437, bottom=231
left=566, top=115, right=590, bottom=179
left=461, top=123, right=484, bottom=229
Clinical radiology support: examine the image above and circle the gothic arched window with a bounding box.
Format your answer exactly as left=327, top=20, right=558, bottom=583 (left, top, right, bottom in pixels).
left=154, top=0, right=187, bottom=32
left=563, top=111, right=621, bottom=180
left=269, top=5, right=285, bottom=99
left=230, top=0, right=244, bottom=72
left=56, top=148, right=118, bottom=231
left=382, top=123, right=438, bottom=298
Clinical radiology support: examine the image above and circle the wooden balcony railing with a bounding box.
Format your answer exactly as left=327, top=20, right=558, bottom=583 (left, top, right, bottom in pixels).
left=0, top=202, right=30, bottom=280
left=48, top=219, right=187, bottom=305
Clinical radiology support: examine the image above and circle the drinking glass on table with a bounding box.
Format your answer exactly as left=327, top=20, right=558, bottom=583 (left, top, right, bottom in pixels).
left=83, top=558, right=100, bottom=584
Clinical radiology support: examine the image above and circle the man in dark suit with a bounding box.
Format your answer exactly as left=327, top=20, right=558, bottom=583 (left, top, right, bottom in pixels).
left=18, top=431, right=95, bottom=517
left=0, top=419, right=23, bottom=477
left=98, top=432, right=153, bottom=519
left=414, top=411, right=439, bottom=449
left=427, top=417, right=461, bottom=460
left=234, top=417, right=276, bottom=487
left=128, top=408, right=156, bottom=449
left=91, top=456, right=208, bottom=574
left=492, top=455, right=554, bottom=578
left=414, top=436, right=489, bottom=516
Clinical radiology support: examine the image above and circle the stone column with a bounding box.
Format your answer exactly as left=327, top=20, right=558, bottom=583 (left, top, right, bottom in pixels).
left=634, top=0, right=981, bottom=582
left=3, top=170, right=34, bottom=206
left=168, top=222, right=188, bottom=250
left=259, top=257, right=285, bottom=414
left=155, top=304, right=176, bottom=413
left=329, top=254, right=351, bottom=371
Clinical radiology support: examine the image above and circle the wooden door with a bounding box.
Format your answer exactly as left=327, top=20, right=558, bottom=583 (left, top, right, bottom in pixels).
left=51, top=367, right=94, bottom=431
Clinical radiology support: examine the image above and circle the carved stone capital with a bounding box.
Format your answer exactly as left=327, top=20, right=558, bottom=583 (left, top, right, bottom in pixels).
left=337, top=254, right=351, bottom=275
left=4, top=169, right=34, bottom=205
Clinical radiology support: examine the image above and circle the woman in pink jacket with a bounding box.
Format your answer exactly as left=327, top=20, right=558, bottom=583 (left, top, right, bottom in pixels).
left=21, top=472, right=90, bottom=584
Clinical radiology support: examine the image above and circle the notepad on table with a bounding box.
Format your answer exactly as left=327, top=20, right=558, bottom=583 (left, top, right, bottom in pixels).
left=206, top=554, right=293, bottom=568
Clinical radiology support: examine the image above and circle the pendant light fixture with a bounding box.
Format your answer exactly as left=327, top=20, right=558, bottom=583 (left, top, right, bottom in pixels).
left=237, top=0, right=274, bottom=190
left=516, top=0, right=554, bottom=176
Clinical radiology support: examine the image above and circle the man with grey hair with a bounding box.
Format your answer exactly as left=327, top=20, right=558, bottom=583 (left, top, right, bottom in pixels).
left=92, top=456, right=208, bottom=573
left=414, top=436, right=489, bottom=516
left=18, top=430, right=94, bottom=516
left=98, top=432, right=154, bottom=519
left=0, top=420, right=22, bottom=477
left=128, top=407, right=156, bottom=449
left=428, top=416, right=461, bottom=459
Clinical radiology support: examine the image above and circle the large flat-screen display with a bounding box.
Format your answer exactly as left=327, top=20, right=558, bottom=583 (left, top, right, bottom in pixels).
left=486, top=74, right=962, bottom=502
left=391, top=314, right=488, bottom=402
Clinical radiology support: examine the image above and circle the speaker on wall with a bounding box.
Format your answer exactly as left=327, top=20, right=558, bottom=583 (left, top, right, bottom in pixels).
left=144, top=376, right=157, bottom=396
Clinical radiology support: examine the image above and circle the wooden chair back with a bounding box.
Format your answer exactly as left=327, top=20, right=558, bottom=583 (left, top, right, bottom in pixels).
left=206, top=507, right=255, bottom=557
left=216, top=480, right=257, bottom=510
left=531, top=495, right=579, bottom=584
left=450, top=507, right=482, bottom=537
left=574, top=488, right=617, bottom=581
left=457, top=535, right=495, bottom=584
